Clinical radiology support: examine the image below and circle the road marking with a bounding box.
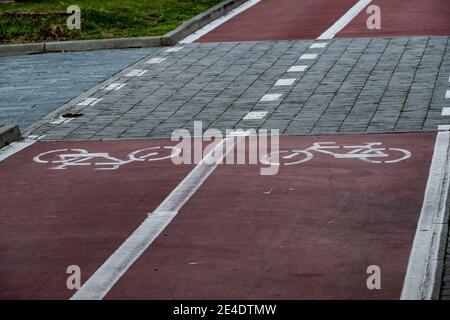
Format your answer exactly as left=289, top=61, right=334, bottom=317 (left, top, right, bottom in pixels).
left=26, top=134, right=46, bottom=141
left=50, top=117, right=73, bottom=125
left=275, top=79, right=296, bottom=86
left=438, top=125, right=450, bottom=131
left=125, top=69, right=147, bottom=77
left=103, top=83, right=126, bottom=91
left=287, top=65, right=308, bottom=72
left=442, top=108, right=450, bottom=116
left=0, top=140, right=36, bottom=162
left=180, top=0, right=262, bottom=43
left=309, top=43, right=328, bottom=49
left=71, top=136, right=239, bottom=300
left=243, top=111, right=268, bottom=120
left=318, top=0, right=372, bottom=40
left=77, top=97, right=103, bottom=106
left=401, top=131, right=450, bottom=300
left=165, top=47, right=184, bottom=52
left=260, top=93, right=282, bottom=102
left=299, top=54, right=318, bottom=60
left=146, top=57, right=167, bottom=64
left=446, top=90, right=450, bottom=99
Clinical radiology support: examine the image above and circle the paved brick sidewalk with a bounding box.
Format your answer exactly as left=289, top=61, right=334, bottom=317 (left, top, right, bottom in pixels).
left=0, top=48, right=155, bottom=130
left=27, top=36, right=450, bottom=140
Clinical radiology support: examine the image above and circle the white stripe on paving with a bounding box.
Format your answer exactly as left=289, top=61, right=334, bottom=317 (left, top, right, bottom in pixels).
left=165, top=47, right=184, bottom=53
left=318, top=0, right=372, bottom=40
left=71, top=136, right=238, bottom=300
left=299, top=54, right=318, bottom=60
left=287, top=65, right=308, bottom=72
left=275, top=79, right=296, bottom=86
left=309, top=43, right=328, bottom=49
left=401, top=131, right=450, bottom=300
left=442, top=108, right=450, bottom=116
left=125, top=69, right=147, bottom=77
left=438, top=125, right=450, bottom=131
left=243, top=111, right=268, bottom=120
left=146, top=57, right=166, bottom=64
left=180, top=0, right=262, bottom=44
left=260, top=93, right=282, bottom=102
left=0, top=140, right=36, bottom=162
left=445, top=90, right=450, bottom=99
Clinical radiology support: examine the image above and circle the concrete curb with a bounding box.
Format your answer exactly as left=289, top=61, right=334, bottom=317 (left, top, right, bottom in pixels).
left=0, top=0, right=249, bottom=56
left=0, top=125, right=22, bottom=148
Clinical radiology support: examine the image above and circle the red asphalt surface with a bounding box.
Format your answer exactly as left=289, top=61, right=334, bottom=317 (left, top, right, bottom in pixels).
left=197, top=0, right=450, bottom=42
left=105, top=133, right=434, bottom=299
left=0, top=133, right=434, bottom=299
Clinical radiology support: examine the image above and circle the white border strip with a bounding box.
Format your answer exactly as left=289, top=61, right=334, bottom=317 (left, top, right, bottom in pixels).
left=401, top=131, right=450, bottom=300
left=180, top=0, right=262, bottom=44
left=318, top=0, right=372, bottom=40
left=0, top=140, right=36, bottom=162
left=71, top=137, right=238, bottom=300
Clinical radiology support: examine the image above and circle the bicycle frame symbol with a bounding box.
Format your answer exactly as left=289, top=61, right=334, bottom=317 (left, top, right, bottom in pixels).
left=261, top=142, right=411, bottom=166
left=33, top=146, right=181, bottom=170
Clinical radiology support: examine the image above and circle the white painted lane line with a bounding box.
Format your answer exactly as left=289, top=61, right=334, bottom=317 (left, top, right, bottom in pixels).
left=125, top=69, right=147, bottom=77
left=299, top=54, right=318, bottom=60
left=77, top=97, right=103, bottom=106
left=26, top=134, right=46, bottom=141
left=275, top=78, right=296, bottom=86
left=71, top=136, right=239, bottom=300
left=318, top=0, right=372, bottom=40
left=445, top=90, right=450, bottom=99
left=180, top=0, right=262, bottom=43
left=309, top=43, right=328, bottom=49
left=243, top=111, right=268, bottom=120
left=438, top=125, right=450, bottom=131
left=287, top=65, right=308, bottom=72
left=146, top=57, right=167, bottom=64
left=103, top=83, right=126, bottom=91
left=165, top=47, right=184, bottom=52
left=401, top=131, right=450, bottom=300
left=50, top=117, right=73, bottom=125
left=442, top=108, right=450, bottom=116
left=260, top=93, right=282, bottom=102
left=0, top=140, right=36, bottom=162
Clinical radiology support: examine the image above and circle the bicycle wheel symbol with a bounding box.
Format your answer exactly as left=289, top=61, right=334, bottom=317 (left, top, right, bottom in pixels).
left=129, top=146, right=181, bottom=162
left=260, top=150, right=313, bottom=166
left=359, top=148, right=411, bottom=163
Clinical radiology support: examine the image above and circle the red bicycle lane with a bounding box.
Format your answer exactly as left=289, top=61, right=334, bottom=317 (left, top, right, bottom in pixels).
left=0, top=140, right=193, bottom=299
left=337, top=0, right=450, bottom=38
left=105, top=132, right=435, bottom=299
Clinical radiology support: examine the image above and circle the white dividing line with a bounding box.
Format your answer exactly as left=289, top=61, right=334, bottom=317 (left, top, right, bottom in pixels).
left=146, top=57, right=167, bottom=64
left=445, top=90, right=450, bottom=99
left=71, top=136, right=239, bottom=300
left=77, top=97, right=103, bottom=107
left=243, top=111, right=268, bottom=120
left=318, top=0, right=372, bottom=40
left=401, top=131, right=450, bottom=300
left=0, top=140, right=36, bottom=162
left=50, top=117, right=73, bottom=125
left=288, top=65, right=308, bottom=72
left=26, top=134, right=46, bottom=141
left=309, top=42, right=328, bottom=49
left=260, top=93, right=282, bottom=102
left=125, top=69, right=147, bottom=77
left=438, top=125, right=450, bottom=131
left=103, top=83, right=126, bottom=91
left=442, top=108, right=450, bottom=116
left=165, top=47, right=184, bottom=53
left=299, top=53, right=318, bottom=60
left=180, top=0, right=262, bottom=43
left=275, top=78, right=296, bottom=86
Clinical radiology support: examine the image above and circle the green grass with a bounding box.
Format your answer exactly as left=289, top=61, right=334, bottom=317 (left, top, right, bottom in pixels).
left=0, top=0, right=224, bottom=44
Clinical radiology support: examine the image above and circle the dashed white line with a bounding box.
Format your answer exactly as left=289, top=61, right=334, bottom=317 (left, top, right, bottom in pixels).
left=77, top=97, right=103, bottom=106
left=299, top=53, right=318, bottom=60
left=103, top=83, right=126, bottom=91
left=318, top=0, right=372, bottom=40
left=445, top=90, right=450, bottom=99
left=438, top=125, right=450, bottom=131
left=125, top=69, right=148, bottom=77
left=260, top=93, right=282, bottom=102
left=50, top=117, right=73, bottom=125
left=146, top=57, right=167, bottom=64
left=287, top=65, right=308, bottom=72
left=275, top=79, right=296, bottom=86
left=165, top=47, right=184, bottom=53
left=442, top=108, right=450, bottom=116
left=71, top=136, right=239, bottom=300
left=243, top=111, right=268, bottom=120
left=309, top=43, right=328, bottom=49
left=180, top=0, right=262, bottom=44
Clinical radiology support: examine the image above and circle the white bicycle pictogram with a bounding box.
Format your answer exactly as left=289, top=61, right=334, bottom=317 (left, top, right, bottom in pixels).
left=261, top=142, right=411, bottom=166
left=33, top=146, right=181, bottom=170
